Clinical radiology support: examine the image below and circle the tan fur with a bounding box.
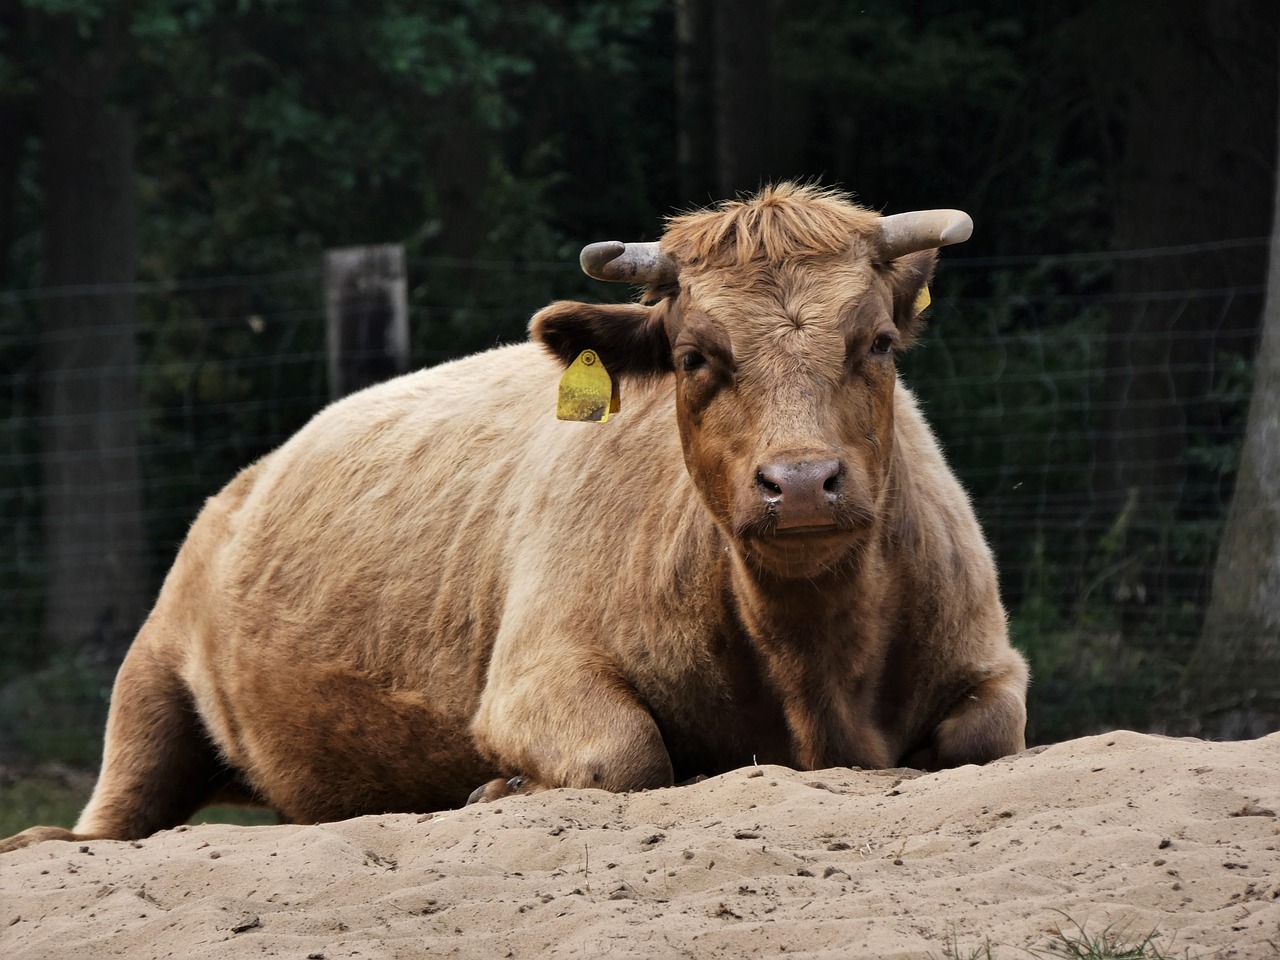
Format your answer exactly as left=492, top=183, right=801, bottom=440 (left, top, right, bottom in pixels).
left=661, top=182, right=883, bottom=270
left=0, top=185, right=1027, bottom=853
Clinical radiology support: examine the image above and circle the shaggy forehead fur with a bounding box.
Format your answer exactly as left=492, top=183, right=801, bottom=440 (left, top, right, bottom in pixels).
left=659, top=183, right=888, bottom=363
left=659, top=182, right=883, bottom=270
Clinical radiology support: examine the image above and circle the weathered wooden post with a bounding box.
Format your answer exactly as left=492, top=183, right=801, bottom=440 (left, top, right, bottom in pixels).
left=325, top=244, right=409, bottom=400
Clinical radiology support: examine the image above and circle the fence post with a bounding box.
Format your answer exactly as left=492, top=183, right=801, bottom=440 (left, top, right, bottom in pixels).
left=325, top=244, right=409, bottom=400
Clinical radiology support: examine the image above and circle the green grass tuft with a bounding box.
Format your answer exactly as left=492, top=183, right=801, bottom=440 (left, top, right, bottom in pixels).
left=1040, top=918, right=1195, bottom=959
left=933, top=918, right=1197, bottom=960
left=935, top=933, right=997, bottom=960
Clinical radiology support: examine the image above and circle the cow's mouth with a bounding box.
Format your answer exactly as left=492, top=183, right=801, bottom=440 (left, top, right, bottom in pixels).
left=768, top=522, right=839, bottom=537
left=739, top=525, right=859, bottom=578
left=735, top=513, right=853, bottom=543
left=767, top=523, right=842, bottom=538
left=731, top=494, right=872, bottom=576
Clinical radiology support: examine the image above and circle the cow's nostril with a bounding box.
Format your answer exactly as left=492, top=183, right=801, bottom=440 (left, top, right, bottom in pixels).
left=756, top=470, right=784, bottom=497
left=822, top=468, right=841, bottom=495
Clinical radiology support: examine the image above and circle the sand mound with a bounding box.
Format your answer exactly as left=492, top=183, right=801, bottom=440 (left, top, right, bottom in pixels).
left=3, top=731, right=1278, bottom=959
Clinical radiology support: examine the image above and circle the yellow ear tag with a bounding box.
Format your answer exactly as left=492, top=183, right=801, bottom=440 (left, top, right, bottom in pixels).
left=914, top=285, right=931, bottom=316
left=557, top=349, right=616, bottom=423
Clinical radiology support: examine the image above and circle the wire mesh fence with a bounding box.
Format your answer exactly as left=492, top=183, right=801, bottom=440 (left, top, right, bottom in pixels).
left=0, top=239, right=1267, bottom=762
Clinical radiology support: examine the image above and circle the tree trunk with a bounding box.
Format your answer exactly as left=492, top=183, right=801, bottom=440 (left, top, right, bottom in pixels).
left=38, top=15, right=147, bottom=661
left=1089, top=1, right=1276, bottom=637
left=675, top=0, right=715, bottom=201
left=712, top=0, right=773, bottom=197
left=0, top=100, right=24, bottom=286
left=1188, top=47, right=1280, bottom=739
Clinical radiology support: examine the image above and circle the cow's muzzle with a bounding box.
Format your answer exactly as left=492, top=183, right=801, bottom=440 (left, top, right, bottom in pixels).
left=755, top=457, right=843, bottom=531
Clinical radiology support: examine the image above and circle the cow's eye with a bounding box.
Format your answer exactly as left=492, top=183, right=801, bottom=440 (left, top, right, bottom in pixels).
left=870, top=334, right=895, bottom=355
left=680, top=350, right=707, bottom=372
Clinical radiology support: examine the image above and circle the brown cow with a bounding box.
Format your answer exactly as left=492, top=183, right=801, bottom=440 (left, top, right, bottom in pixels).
left=0, top=183, right=1027, bottom=853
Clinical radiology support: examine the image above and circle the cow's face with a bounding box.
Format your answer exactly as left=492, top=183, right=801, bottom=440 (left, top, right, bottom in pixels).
left=532, top=250, right=934, bottom=580
left=664, top=255, right=929, bottom=577
left=531, top=184, right=961, bottom=579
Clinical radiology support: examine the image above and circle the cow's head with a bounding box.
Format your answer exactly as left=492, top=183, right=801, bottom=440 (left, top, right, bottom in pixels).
left=531, top=183, right=971, bottom=578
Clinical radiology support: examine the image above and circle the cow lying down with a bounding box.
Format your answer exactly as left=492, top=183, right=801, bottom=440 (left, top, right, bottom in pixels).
left=1, top=183, right=1028, bottom=852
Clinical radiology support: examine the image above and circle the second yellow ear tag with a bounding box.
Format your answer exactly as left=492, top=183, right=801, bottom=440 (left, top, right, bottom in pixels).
left=557, top=349, right=616, bottom=423
left=914, top=286, right=931, bottom=315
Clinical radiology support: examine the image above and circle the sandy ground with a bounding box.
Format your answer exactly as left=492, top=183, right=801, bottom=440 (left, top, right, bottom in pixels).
left=2, top=730, right=1278, bottom=960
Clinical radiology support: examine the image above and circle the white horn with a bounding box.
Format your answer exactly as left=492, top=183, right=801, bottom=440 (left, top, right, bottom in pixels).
left=580, top=241, right=679, bottom=285
left=876, top=210, right=973, bottom=261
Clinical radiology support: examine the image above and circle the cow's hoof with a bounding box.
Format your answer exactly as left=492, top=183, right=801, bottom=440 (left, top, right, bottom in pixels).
left=466, top=775, right=531, bottom=805
left=0, top=825, right=80, bottom=854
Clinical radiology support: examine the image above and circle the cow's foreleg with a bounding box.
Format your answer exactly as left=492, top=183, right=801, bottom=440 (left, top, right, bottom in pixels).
left=920, top=671, right=1028, bottom=769
left=468, top=653, right=674, bottom=803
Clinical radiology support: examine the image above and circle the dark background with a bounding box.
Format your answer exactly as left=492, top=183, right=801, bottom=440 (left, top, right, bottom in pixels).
left=1, top=0, right=1278, bottom=768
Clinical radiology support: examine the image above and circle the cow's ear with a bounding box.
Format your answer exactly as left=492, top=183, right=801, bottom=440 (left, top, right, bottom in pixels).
left=883, top=249, right=938, bottom=339
left=530, top=300, right=673, bottom=379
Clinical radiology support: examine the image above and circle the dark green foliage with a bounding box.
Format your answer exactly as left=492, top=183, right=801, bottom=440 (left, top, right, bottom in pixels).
left=0, top=768, right=94, bottom=838
left=0, top=301, right=41, bottom=672
left=0, top=652, right=111, bottom=766
left=0, top=767, right=278, bottom=835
